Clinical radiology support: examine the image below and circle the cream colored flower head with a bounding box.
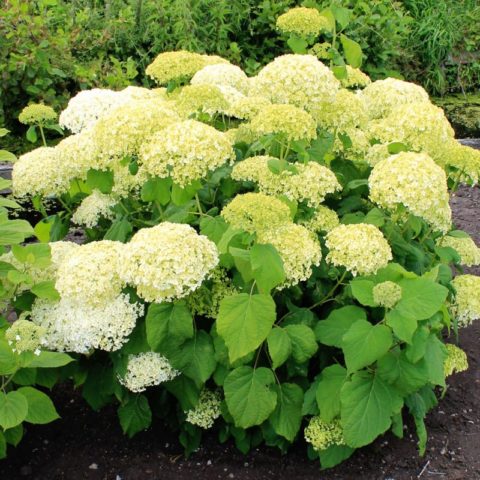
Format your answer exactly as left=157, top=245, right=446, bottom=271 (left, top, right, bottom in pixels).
left=451, top=274, right=480, bottom=327
left=191, top=63, right=249, bottom=94
left=228, top=96, right=272, bottom=120
left=72, top=190, right=117, bottom=228
left=340, top=66, right=371, bottom=89
left=444, top=344, right=468, bottom=377
left=276, top=7, right=331, bottom=37
left=19, top=104, right=57, bottom=126
left=326, top=223, right=392, bottom=276
left=444, top=141, right=480, bottom=186
left=369, top=152, right=452, bottom=233
left=119, top=222, right=219, bottom=304
left=299, top=205, right=340, bottom=233
left=5, top=320, right=46, bottom=354
left=185, top=389, right=222, bottom=429
left=175, top=84, right=236, bottom=117
left=139, top=119, right=234, bottom=187
left=304, top=416, right=344, bottom=451
left=373, top=281, right=402, bottom=309
left=438, top=234, right=480, bottom=267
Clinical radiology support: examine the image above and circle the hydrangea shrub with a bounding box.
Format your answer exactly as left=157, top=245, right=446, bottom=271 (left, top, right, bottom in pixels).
left=6, top=45, right=480, bottom=468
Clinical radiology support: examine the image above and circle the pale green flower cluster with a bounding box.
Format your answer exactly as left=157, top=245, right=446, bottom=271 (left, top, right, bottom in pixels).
left=438, top=235, right=480, bottom=267
left=364, top=143, right=391, bottom=167
left=369, top=152, right=452, bottom=233
left=175, top=84, right=232, bottom=116
left=332, top=128, right=370, bottom=162
left=444, top=142, right=480, bottom=186
left=451, top=275, right=480, bottom=327
left=299, top=205, right=340, bottom=233
left=146, top=50, right=228, bottom=85
left=373, top=281, right=402, bottom=309
left=119, top=222, right=219, bottom=303
left=444, top=344, right=468, bottom=377
left=304, top=416, right=345, bottom=451
left=139, top=119, right=234, bottom=187
left=257, top=223, right=322, bottom=287
left=191, top=63, right=250, bottom=94
left=221, top=192, right=292, bottom=234
left=228, top=96, right=272, bottom=120
left=119, top=352, right=179, bottom=393
left=249, top=104, right=317, bottom=141
left=326, top=224, right=392, bottom=276
left=231, top=156, right=341, bottom=207
left=340, top=66, right=371, bottom=89
left=19, top=103, right=57, bottom=126
left=185, top=389, right=222, bottom=429
left=5, top=320, right=46, bottom=355
left=250, top=54, right=340, bottom=110
left=276, top=7, right=331, bottom=37
left=72, top=190, right=117, bottom=228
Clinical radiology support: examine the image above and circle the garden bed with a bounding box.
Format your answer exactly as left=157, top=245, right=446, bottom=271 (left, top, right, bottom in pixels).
left=0, top=186, right=479, bottom=480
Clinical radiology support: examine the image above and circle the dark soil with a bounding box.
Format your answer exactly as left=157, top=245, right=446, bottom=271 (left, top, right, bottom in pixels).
left=1, top=190, right=480, bottom=480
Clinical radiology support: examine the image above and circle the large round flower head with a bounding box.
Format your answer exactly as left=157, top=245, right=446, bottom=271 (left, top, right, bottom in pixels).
left=185, top=389, right=222, bottom=429
left=373, top=281, right=402, bottom=309
left=191, top=63, right=249, bottom=94
left=257, top=223, right=322, bottom=287
left=361, top=78, right=430, bottom=119
left=175, top=84, right=232, bottom=116
left=228, top=96, right=272, bottom=120
left=325, top=223, right=392, bottom=276
left=310, top=89, right=368, bottom=132
left=31, top=294, right=143, bottom=353
left=451, top=274, right=480, bottom=327
left=72, top=190, right=117, bottom=228
left=232, top=156, right=341, bottom=207
left=369, top=152, right=452, bottom=233
left=59, top=88, right=123, bottom=133
left=444, top=344, right=468, bottom=377
left=367, top=102, right=455, bottom=164
left=299, top=205, right=340, bottom=233
left=250, top=54, right=340, bottom=110
left=119, top=352, right=179, bottom=393
left=12, top=147, right=70, bottom=198
left=221, top=192, right=292, bottom=234
left=438, top=234, right=480, bottom=267
left=146, top=50, right=228, bottom=85
left=118, top=86, right=164, bottom=102
left=304, top=416, right=345, bottom=451
left=93, top=99, right=180, bottom=161
left=5, top=320, right=46, bottom=355
left=19, top=104, right=57, bottom=126
left=249, top=104, right=317, bottom=141
left=139, top=119, right=235, bottom=187
left=444, top=141, right=480, bottom=186
left=340, top=66, right=371, bottom=89
left=276, top=7, right=330, bottom=37
left=119, top=222, right=219, bottom=303
left=55, top=240, right=125, bottom=306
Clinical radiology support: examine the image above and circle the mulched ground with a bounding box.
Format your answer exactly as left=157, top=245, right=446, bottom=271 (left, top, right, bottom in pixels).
left=1, top=189, right=479, bottom=480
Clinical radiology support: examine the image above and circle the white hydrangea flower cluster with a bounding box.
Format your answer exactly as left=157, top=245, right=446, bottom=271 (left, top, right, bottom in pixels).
left=276, top=7, right=331, bottom=37
left=444, top=344, right=468, bottom=377
left=231, top=156, right=341, bottom=207
left=304, top=416, right=345, bottom=451
left=372, top=281, right=402, bottom=309
left=228, top=96, right=272, bottom=120
left=299, top=205, right=340, bottom=233
left=72, top=190, right=117, bottom=228
left=451, top=275, right=480, bottom=327
left=325, top=224, right=392, bottom=276
left=340, top=66, right=371, bottom=89
left=444, top=142, right=480, bottom=186
left=438, top=235, right=480, bottom=267
left=185, top=389, right=222, bottom=429
left=119, top=352, right=179, bottom=393
left=191, top=63, right=250, bottom=94
left=175, top=84, right=233, bottom=117
left=139, top=120, right=235, bottom=187
left=5, top=320, right=46, bottom=355
left=119, top=223, right=219, bottom=303
left=369, top=152, right=452, bottom=233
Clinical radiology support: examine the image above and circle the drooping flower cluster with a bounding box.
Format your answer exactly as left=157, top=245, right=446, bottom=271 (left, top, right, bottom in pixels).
left=185, top=389, right=222, bottom=429
left=304, top=416, right=345, bottom=451
left=438, top=234, right=480, bottom=267
left=276, top=7, right=331, bottom=37
left=451, top=275, right=480, bottom=327
left=139, top=120, right=235, bottom=186
left=19, top=103, right=57, bottom=126
left=232, top=156, right=340, bottom=207
left=119, top=223, right=219, bottom=303
left=5, top=320, right=46, bottom=355
left=119, top=352, right=179, bottom=393
left=72, top=190, right=117, bottom=228
left=325, top=224, right=392, bottom=276
left=373, top=281, right=402, bottom=309
left=369, top=152, right=452, bottom=233
left=444, top=344, right=468, bottom=377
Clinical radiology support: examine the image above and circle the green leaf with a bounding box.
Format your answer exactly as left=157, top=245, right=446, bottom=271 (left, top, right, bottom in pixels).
left=314, top=306, right=366, bottom=348
left=0, top=391, right=28, bottom=430
left=31, top=280, right=60, bottom=301
left=319, top=444, right=355, bottom=469
left=341, top=371, right=402, bottom=448
left=405, top=327, right=430, bottom=363
left=424, top=334, right=447, bottom=386
left=350, top=279, right=375, bottom=306
left=388, top=142, right=409, bottom=154
left=331, top=5, right=351, bottom=28
left=118, top=394, right=152, bottom=438
left=0, top=218, right=34, bottom=245
left=395, top=279, right=448, bottom=320
left=169, top=331, right=216, bottom=386
left=86, top=169, right=114, bottom=194
left=342, top=320, right=393, bottom=373
left=287, top=36, right=308, bottom=54
left=33, top=219, right=52, bottom=242
left=140, top=177, right=171, bottom=205
left=217, top=293, right=276, bottom=362
left=284, top=324, right=318, bottom=363
left=28, top=351, right=73, bottom=368
left=386, top=309, right=417, bottom=344
left=200, top=216, right=228, bottom=244
left=171, top=182, right=197, bottom=206
left=340, top=34, right=363, bottom=68
left=267, top=328, right=291, bottom=369
left=26, top=126, right=37, bottom=143
left=146, top=302, right=193, bottom=351
left=250, top=244, right=286, bottom=293
left=0, top=150, right=17, bottom=163
left=104, top=218, right=132, bottom=242
left=17, top=387, right=59, bottom=424
left=229, top=247, right=253, bottom=283
left=0, top=339, right=18, bottom=375
left=165, top=375, right=200, bottom=411
left=316, top=364, right=347, bottom=422
left=0, top=431, right=5, bottom=459
left=269, top=383, right=303, bottom=442
left=4, top=424, right=23, bottom=447
left=224, top=366, right=277, bottom=428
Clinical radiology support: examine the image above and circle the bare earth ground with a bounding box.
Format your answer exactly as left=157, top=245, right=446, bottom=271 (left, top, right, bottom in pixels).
left=0, top=188, right=479, bottom=480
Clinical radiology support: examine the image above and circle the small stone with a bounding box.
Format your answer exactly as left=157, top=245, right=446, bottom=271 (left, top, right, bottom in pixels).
left=228, top=474, right=234, bottom=479
left=244, top=462, right=249, bottom=467
left=89, top=463, right=98, bottom=470
left=207, top=460, right=212, bottom=466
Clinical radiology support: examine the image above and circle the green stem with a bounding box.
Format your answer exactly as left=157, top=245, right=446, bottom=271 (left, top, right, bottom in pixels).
left=309, top=271, right=347, bottom=311
left=57, top=197, right=72, bottom=214
left=195, top=193, right=203, bottom=215
left=39, top=125, right=47, bottom=147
